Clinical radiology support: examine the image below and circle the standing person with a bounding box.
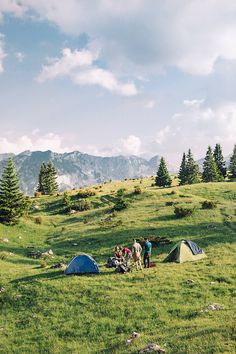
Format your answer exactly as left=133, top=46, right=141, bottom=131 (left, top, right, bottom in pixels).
left=143, top=238, right=152, bottom=268
left=132, top=239, right=142, bottom=270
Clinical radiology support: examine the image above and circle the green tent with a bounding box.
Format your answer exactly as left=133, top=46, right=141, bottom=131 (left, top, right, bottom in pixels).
left=164, top=240, right=207, bottom=263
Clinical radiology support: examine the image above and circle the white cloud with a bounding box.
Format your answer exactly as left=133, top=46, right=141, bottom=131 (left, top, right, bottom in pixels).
left=37, top=48, right=96, bottom=82
left=0, top=33, right=6, bottom=73
left=3, top=1, right=236, bottom=76
left=149, top=101, right=236, bottom=162
left=0, top=0, right=25, bottom=21
left=73, top=68, right=137, bottom=96
left=86, top=135, right=142, bottom=157
left=0, top=131, right=80, bottom=154
left=15, top=52, right=25, bottom=62
left=155, top=126, right=171, bottom=144
left=120, top=135, right=142, bottom=155
left=183, top=99, right=204, bottom=108
left=144, top=100, right=156, bottom=109
left=37, top=47, right=137, bottom=96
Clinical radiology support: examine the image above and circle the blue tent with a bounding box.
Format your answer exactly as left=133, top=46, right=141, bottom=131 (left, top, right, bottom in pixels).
left=65, top=255, right=100, bottom=275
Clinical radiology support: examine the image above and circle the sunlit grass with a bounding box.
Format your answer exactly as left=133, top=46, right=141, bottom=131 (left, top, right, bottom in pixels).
left=0, top=179, right=236, bottom=353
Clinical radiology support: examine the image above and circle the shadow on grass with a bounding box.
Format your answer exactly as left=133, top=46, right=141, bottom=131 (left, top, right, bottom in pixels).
left=40, top=198, right=65, bottom=215
left=11, top=270, right=64, bottom=283
left=11, top=269, right=115, bottom=284
left=2, top=258, right=37, bottom=266
left=46, top=220, right=236, bottom=263
left=60, top=207, right=111, bottom=225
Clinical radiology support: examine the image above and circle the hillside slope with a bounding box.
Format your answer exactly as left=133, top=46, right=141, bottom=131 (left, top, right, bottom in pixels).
left=0, top=179, right=235, bottom=354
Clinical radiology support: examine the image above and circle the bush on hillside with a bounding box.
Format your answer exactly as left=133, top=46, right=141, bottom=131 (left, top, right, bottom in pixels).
left=134, top=185, right=142, bottom=195
left=39, top=259, right=47, bottom=268
left=34, top=191, right=42, bottom=198
left=35, top=216, right=43, bottom=224
left=201, top=200, right=217, bottom=209
left=116, top=188, right=126, bottom=197
left=174, top=205, right=195, bottom=218
left=77, top=189, right=96, bottom=198
left=166, top=201, right=174, bottom=206
left=77, top=200, right=91, bottom=211
left=113, top=198, right=128, bottom=211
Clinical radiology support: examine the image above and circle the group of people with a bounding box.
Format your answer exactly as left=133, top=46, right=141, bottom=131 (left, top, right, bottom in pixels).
left=114, top=238, right=152, bottom=270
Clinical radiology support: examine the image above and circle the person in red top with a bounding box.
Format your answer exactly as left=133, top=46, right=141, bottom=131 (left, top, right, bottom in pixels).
left=114, top=246, right=122, bottom=261
left=122, top=246, right=132, bottom=265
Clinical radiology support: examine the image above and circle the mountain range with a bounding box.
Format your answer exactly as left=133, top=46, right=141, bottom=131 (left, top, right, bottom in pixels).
left=0, top=151, right=162, bottom=195
left=0, top=150, right=231, bottom=195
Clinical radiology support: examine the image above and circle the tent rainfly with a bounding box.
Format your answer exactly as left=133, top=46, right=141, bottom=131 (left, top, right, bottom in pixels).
left=164, top=240, right=207, bottom=263
left=65, top=255, right=100, bottom=275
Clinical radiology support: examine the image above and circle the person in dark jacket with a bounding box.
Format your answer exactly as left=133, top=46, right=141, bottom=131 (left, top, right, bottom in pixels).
left=143, top=238, right=152, bottom=268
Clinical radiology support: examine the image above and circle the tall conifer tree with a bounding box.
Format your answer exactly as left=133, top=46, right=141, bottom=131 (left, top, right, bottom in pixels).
left=202, top=146, right=220, bottom=182
left=185, top=149, right=201, bottom=184
left=37, top=161, right=58, bottom=195
left=37, top=163, right=47, bottom=194
left=0, top=158, right=25, bottom=224
left=155, top=157, right=172, bottom=187
left=178, top=152, right=187, bottom=185
left=213, top=144, right=226, bottom=179
left=228, top=144, right=236, bottom=180
left=46, top=161, right=58, bottom=195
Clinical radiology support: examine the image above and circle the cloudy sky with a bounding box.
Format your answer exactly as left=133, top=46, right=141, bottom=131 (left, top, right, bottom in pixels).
left=0, top=1, right=236, bottom=165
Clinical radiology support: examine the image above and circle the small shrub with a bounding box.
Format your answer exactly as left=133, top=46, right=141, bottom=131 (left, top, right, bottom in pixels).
left=134, top=185, right=142, bottom=195
left=77, top=189, right=96, bottom=198
left=39, top=259, right=47, bottom=268
left=35, top=216, right=42, bottom=224
left=116, top=188, right=126, bottom=197
left=151, top=183, right=155, bottom=187
left=170, top=190, right=177, bottom=195
left=166, top=201, right=174, bottom=206
left=114, top=198, right=128, bottom=211
left=34, top=191, right=42, bottom=198
left=174, top=205, right=195, bottom=218
left=201, top=200, right=217, bottom=209
left=77, top=200, right=91, bottom=211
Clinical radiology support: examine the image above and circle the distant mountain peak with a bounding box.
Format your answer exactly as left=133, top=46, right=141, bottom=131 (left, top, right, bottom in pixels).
left=0, top=150, right=162, bottom=195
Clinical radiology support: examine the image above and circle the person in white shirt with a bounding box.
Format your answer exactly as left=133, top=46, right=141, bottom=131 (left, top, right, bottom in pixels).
left=132, top=239, right=143, bottom=270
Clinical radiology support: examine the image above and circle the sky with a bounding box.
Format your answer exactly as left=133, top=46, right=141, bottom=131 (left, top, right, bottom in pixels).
left=0, top=0, right=236, bottom=166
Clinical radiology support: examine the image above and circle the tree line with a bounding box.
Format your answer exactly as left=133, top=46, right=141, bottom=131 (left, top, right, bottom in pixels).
left=155, top=143, right=236, bottom=187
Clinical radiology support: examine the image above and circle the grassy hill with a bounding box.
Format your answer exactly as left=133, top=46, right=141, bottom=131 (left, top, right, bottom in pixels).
left=0, top=178, right=236, bottom=354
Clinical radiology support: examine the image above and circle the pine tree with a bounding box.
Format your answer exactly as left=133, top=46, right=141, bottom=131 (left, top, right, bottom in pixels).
left=155, top=157, right=172, bottom=187
left=228, top=144, right=236, bottom=180
left=185, top=149, right=201, bottom=184
left=0, top=157, right=25, bottom=224
left=213, top=144, right=226, bottom=179
left=202, top=146, right=220, bottom=182
left=37, top=163, right=47, bottom=194
left=37, top=161, right=58, bottom=195
left=45, top=161, right=58, bottom=195
left=178, top=152, right=187, bottom=185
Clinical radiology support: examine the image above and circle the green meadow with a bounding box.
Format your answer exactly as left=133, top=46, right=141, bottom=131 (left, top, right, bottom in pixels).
left=0, top=178, right=236, bottom=354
